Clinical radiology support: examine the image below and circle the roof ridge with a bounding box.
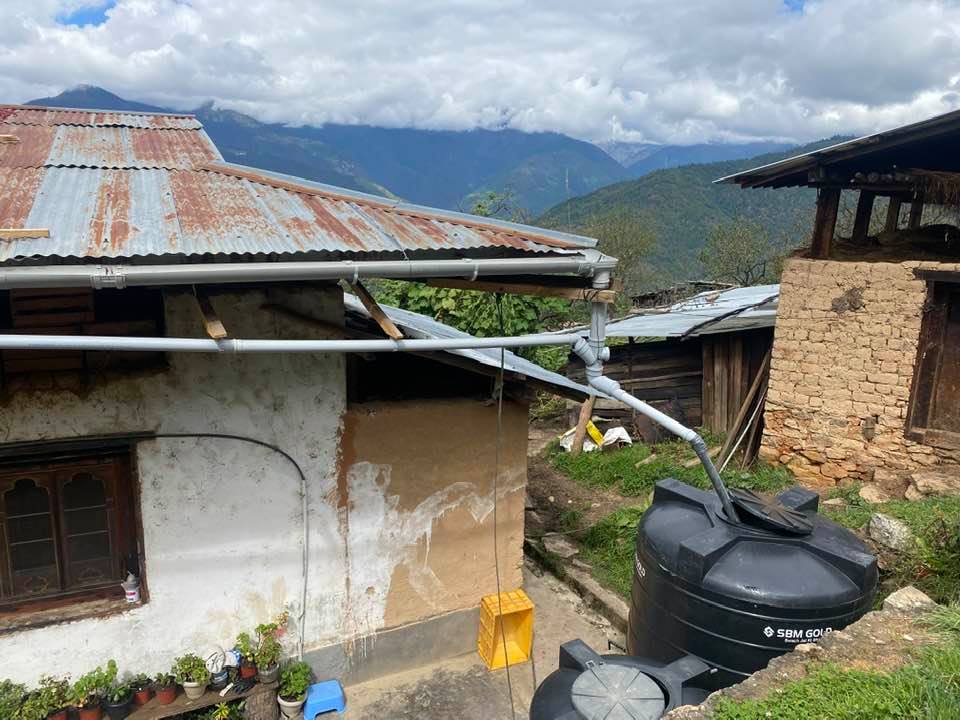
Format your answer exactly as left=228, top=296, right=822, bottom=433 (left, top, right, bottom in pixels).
left=1, top=103, right=197, bottom=119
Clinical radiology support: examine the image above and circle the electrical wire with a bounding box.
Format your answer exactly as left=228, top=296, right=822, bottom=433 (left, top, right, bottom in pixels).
left=492, top=294, right=517, bottom=720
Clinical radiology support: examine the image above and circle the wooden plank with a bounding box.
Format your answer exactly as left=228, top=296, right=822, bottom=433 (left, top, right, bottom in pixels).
left=424, top=278, right=617, bottom=303
left=810, top=188, right=841, bottom=258
left=715, top=340, right=728, bottom=434
left=193, top=289, right=228, bottom=339
left=570, top=396, right=596, bottom=457
left=716, top=348, right=771, bottom=467
left=348, top=280, right=405, bottom=340
left=128, top=681, right=276, bottom=720
left=0, top=228, right=49, bottom=240
left=0, top=135, right=18, bottom=144
left=884, top=196, right=903, bottom=233
left=702, top=340, right=715, bottom=431
left=909, top=188, right=925, bottom=228
left=851, top=190, right=876, bottom=244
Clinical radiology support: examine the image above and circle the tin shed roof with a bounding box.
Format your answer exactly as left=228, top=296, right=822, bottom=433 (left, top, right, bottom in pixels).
left=0, top=104, right=597, bottom=265
left=343, top=292, right=598, bottom=399
left=598, top=284, right=779, bottom=338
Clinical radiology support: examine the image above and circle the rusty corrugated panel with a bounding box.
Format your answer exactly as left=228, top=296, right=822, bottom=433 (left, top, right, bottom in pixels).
left=42, top=126, right=217, bottom=169
left=0, top=124, right=57, bottom=167
left=0, top=168, right=44, bottom=228
left=0, top=105, right=202, bottom=130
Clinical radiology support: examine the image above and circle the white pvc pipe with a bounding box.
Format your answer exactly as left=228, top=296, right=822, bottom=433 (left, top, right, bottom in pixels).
left=0, top=254, right=616, bottom=290
left=0, top=333, right=584, bottom=353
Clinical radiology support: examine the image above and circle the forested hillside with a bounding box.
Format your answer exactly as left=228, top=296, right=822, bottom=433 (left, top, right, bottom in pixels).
left=538, top=139, right=848, bottom=280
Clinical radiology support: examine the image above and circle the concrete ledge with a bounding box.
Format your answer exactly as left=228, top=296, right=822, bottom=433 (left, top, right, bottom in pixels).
left=524, top=538, right=630, bottom=634
left=304, top=606, right=480, bottom=687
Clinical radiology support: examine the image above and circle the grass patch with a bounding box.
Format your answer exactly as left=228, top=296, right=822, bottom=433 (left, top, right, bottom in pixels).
left=579, top=505, right=648, bottom=598
left=712, top=605, right=960, bottom=720
left=824, top=487, right=960, bottom=605
left=546, top=435, right=794, bottom=499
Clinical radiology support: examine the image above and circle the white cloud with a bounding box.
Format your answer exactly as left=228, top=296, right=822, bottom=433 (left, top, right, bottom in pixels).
left=2, top=0, right=960, bottom=144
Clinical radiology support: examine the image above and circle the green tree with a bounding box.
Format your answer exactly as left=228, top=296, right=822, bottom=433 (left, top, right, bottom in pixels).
left=699, top=218, right=794, bottom=286
left=581, top=207, right=658, bottom=298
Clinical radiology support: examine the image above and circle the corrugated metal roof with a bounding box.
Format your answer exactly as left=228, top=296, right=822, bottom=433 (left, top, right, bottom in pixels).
left=0, top=105, right=203, bottom=130
left=598, top=284, right=779, bottom=338
left=0, top=104, right=598, bottom=264
left=343, top=293, right=596, bottom=398
left=716, top=107, right=960, bottom=188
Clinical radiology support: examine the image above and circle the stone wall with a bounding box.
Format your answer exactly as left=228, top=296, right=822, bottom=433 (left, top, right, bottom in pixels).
left=762, top=258, right=960, bottom=492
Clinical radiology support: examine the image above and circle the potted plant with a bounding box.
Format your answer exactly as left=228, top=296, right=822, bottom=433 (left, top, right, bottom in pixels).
left=153, top=673, right=177, bottom=705
left=172, top=655, right=210, bottom=701
left=129, top=675, right=152, bottom=707
left=276, top=661, right=311, bottom=719
left=68, top=661, right=117, bottom=720
left=1, top=680, right=27, bottom=720
left=254, top=611, right=288, bottom=684
left=103, top=682, right=132, bottom=720
left=34, top=675, right=70, bottom=720
left=234, top=632, right=258, bottom=680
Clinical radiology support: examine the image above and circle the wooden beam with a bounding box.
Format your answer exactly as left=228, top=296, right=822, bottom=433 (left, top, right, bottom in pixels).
left=193, top=289, right=227, bottom=339
left=424, top=277, right=617, bottom=303
left=716, top=348, right=771, bottom=468
left=0, top=228, right=49, bottom=240
left=347, top=280, right=404, bottom=340
left=0, top=135, right=19, bottom=144
left=884, top=196, right=903, bottom=233
left=909, top=189, right=925, bottom=228
left=851, top=190, right=876, bottom=244
left=570, top=396, right=596, bottom=457
left=810, top=188, right=840, bottom=258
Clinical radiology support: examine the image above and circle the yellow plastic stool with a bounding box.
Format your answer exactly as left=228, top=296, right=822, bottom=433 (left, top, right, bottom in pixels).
left=477, top=589, right=535, bottom=670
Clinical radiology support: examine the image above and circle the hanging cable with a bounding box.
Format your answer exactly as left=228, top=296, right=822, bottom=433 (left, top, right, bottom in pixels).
left=492, top=294, right=517, bottom=720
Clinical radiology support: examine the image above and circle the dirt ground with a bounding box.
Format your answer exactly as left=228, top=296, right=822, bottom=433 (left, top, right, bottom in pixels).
left=341, top=560, right=624, bottom=719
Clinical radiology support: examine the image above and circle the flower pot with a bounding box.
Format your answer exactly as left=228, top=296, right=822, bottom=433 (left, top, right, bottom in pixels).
left=155, top=685, right=177, bottom=705
left=78, top=705, right=103, bottom=720
left=133, top=687, right=152, bottom=706
left=47, top=711, right=68, bottom=720
left=104, top=696, right=132, bottom=720
left=257, top=663, right=279, bottom=684
left=181, top=681, right=208, bottom=700
left=239, top=662, right=258, bottom=680
left=277, top=695, right=306, bottom=719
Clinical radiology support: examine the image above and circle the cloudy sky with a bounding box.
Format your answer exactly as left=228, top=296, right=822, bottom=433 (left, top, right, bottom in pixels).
left=3, top=0, right=960, bottom=145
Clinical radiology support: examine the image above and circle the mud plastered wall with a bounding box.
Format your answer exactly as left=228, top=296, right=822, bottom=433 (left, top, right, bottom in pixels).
left=763, top=258, right=960, bottom=491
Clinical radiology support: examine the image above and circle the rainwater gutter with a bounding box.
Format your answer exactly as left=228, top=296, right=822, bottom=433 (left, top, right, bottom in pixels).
left=0, top=254, right=615, bottom=290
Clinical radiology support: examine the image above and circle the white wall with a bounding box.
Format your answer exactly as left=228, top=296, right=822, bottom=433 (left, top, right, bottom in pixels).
left=0, top=287, right=348, bottom=683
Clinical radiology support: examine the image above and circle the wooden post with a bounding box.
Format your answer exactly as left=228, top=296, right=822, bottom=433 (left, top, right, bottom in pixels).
left=810, top=188, right=841, bottom=258
left=909, top=189, right=925, bottom=228
left=851, top=190, right=876, bottom=244
left=884, top=196, right=903, bottom=233
left=347, top=280, right=404, bottom=340
left=570, top=396, right=596, bottom=457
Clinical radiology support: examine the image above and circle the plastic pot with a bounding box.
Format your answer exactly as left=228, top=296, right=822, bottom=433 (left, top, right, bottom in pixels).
left=104, top=696, right=132, bottom=720
left=78, top=705, right=103, bottom=720
left=182, top=681, right=208, bottom=700
left=133, top=687, right=152, bottom=706
left=257, top=663, right=279, bottom=684
left=155, top=685, right=177, bottom=705
left=47, top=710, right=68, bottom=720
left=277, top=695, right=306, bottom=719
left=239, top=661, right=258, bottom=680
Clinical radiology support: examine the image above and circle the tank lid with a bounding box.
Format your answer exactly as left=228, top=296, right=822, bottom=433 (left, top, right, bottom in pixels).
left=571, top=663, right=666, bottom=720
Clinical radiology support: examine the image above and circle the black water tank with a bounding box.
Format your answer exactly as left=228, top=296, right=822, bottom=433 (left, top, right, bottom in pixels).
left=629, top=479, right=878, bottom=690
left=530, top=639, right=714, bottom=720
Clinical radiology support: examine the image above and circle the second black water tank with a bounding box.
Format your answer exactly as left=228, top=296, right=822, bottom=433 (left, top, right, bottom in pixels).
left=628, top=479, right=877, bottom=690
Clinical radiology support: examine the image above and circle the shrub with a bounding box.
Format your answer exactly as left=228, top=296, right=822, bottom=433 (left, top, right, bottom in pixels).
left=69, top=661, right=117, bottom=709
left=278, top=661, right=312, bottom=701
left=172, top=655, right=211, bottom=686
left=154, top=672, right=176, bottom=689
left=1, top=680, right=26, bottom=720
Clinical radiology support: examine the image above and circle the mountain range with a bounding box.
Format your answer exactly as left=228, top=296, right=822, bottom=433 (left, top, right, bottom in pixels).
left=26, top=86, right=797, bottom=216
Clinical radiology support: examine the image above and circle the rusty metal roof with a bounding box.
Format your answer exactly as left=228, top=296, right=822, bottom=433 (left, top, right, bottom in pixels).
left=0, top=104, right=597, bottom=265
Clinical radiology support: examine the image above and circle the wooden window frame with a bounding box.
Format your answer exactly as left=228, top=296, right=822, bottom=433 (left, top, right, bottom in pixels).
left=0, top=450, right=143, bottom=614
left=906, top=271, right=960, bottom=448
